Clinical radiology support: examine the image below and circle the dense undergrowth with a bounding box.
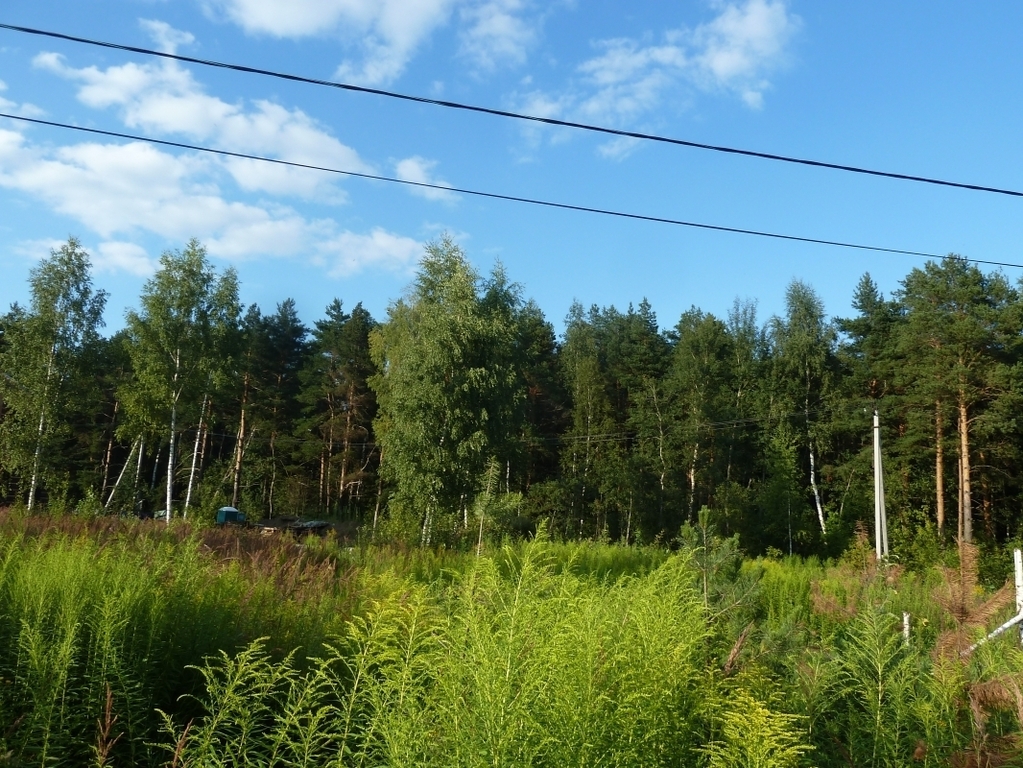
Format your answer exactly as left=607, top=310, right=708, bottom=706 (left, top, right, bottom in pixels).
left=2, top=509, right=1023, bottom=767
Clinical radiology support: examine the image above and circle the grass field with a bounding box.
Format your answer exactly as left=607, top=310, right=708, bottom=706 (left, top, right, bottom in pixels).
left=0, top=509, right=1021, bottom=767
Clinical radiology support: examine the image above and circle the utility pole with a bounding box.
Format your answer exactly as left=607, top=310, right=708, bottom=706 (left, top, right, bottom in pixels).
left=873, top=408, right=889, bottom=559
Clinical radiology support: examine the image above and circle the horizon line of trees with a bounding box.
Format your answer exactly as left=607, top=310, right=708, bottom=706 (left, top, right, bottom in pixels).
left=2, top=235, right=1023, bottom=555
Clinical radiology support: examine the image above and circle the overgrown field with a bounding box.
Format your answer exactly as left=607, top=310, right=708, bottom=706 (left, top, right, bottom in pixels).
left=1, top=511, right=1023, bottom=767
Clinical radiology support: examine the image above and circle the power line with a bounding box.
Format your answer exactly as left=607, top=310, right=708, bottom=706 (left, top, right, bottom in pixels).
left=8, top=111, right=1010, bottom=267
left=2, top=21, right=1022, bottom=200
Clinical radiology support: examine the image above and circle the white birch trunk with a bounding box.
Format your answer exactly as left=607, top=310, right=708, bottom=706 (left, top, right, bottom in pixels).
left=27, top=344, right=56, bottom=512
left=105, top=438, right=139, bottom=510
left=809, top=441, right=826, bottom=535
left=166, top=351, right=181, bottom=523
left=183, top=394, right=208, bottom=518
left=166, top=404, right=176, bottom=523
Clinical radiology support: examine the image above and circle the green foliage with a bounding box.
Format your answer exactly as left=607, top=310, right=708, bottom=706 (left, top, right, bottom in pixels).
left=370, top=237, right=527, bottom=542
left=1, top=514, right=1023, bottom=766
left=0, top=237, right=107, bottom=510
left=702, top=691, right=811, bottom=768
left=162, top=537, right=711, bottom=767
left=121, top=239, right=240, bottom=520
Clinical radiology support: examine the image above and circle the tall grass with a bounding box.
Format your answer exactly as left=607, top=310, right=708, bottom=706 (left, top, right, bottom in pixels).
left=163, top=539, right=712, bottom=767
left=0, top=515, right=361, bottom=767
left=3, top=509, right=1023, bottom=767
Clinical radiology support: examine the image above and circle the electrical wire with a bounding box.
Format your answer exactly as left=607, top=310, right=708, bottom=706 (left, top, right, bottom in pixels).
left=7, top=111, right=1011, bottom=266
left=2, top=22, right=1021, bottom=199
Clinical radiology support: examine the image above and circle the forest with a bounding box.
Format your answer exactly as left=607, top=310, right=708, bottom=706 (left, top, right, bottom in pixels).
left=5, top=237, right=1023, bottom=766
left=3, top=235, right=1023, bottom=556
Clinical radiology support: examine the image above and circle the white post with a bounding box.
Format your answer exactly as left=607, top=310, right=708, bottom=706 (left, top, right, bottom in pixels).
left=1014, top=549, right=1023, bottom=645
left=873, top=409, right=889, bottom=559
left=902, top=612, right=910, bottom=645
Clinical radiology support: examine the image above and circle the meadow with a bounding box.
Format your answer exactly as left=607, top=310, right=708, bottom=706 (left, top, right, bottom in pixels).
left=0, top=509, right=1022, bottom=767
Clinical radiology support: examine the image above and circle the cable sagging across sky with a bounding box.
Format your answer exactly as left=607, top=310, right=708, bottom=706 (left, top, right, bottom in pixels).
left=5, top=111, right=1004, bottom=267
left=2, top=22, right=1023, bottom=201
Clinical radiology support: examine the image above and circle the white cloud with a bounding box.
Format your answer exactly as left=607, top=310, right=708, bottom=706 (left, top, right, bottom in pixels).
left=516, top=0, right=798, bottom=151
left=206, top=0, right=550, bottom=85
left=459, top=0, right=537, bottom=71
left=689, top=0, right=796, bottom=102
left=139, top=19, right=196, bottom=54
left=95, top=241, right=158, bottom=276
left=33, top=53, right=374, bottom=198
left=394, top=156, right=459, bottom=203
left=0, top=128, right=418, bottom=275
left=320, top=228, right=423, bottom=276
left=204, top=0, right=456, bottom=86
left=0, top=78, right=46, bottom=119
left=596, top=136, right=640, bottom=161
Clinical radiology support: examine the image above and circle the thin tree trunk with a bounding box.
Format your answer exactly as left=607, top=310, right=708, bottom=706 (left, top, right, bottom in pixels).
left=625, top=491, right=633, bottom=545
left=958, top=394, right=972, bottom=543
left=231, top=376, right=249, bottom=508
left=105, top=437, right=139, bottom=510
left=133, top=436, right=144, bottom=512
left=650, top=380, right=668, bottom=529
left=805, top=384, right=826, bottom=535
left=373, top=450, right=384, bottom=534
left=100, top=401, right=119, bottom=503
left=151, top=444, right=161, bottom=490
left=319, top=448, right=327, bottom=513
left=936, top=401, right=945, bottom=536
left=808, top=440, right=826, bottom=535
left=688, top=441, right=699, bottom=521
left=340, top=383, right=354, bottom=505
left=27, top=344, right=57, bottom=511
left=421, top=505, right=432, bottom=546
left=166, top=352, right=181, bottom=522
left=166, top=401, right=176, bottom=523
left=184, top=394, right=209, bottom=518
left=27, top=406, right=47, bottom=512
left=324, top=421, right=334, bottom=516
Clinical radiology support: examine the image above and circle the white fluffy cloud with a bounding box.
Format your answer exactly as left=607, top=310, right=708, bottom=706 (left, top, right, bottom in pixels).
left=95, top=241, right=158, bottom=276
left=204, top=0, right=543, bottom=84
left=0, top=78, right=45, bottom=119
left=138, top=19, right=196, bottom=54
left=459, top=0, right=537, bottom=71
left=319, top=228, right=423, bottom=276
left=516, top=0, right=799, bottom=155
left=688, top=0, right=799, bottom=108
left=583, top=0, right=799, bottom=117
left=203, top=0, right=456, bottom=86
left=394, top=156, right=459, bottom=203
left=34, top=48, right=374, bottom=198
left=0, top=127, right=422, bottom=275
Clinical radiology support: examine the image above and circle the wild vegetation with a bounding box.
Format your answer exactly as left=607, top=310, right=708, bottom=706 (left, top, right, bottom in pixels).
left=0, top=511, right=1022, bottom=766
left=4, top=237, right=1023, bottom=764
left=4, top=236, right=1023, bottom=555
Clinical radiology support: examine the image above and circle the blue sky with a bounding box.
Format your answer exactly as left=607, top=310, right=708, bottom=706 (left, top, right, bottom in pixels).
left=2, top=1, right=1022, bottom=334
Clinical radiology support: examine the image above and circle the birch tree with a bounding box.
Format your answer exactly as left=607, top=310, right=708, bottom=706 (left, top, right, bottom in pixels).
left=121, top=240, right=238, bottom=521
left=769, top=281, right=837, bottom=536
left=0, top=237, right=106, bottom=510
left=370, top=237, right=524, bottom=542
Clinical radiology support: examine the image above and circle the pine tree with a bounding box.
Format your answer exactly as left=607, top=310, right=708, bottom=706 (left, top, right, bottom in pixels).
left=298, top=300, right=377, bottom=518
left=895, top=256, right=1020, bottom=543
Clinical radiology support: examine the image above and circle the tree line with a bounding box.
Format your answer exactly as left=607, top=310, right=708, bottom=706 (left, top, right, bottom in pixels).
left=2, top=235, right=1022, bottom=554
